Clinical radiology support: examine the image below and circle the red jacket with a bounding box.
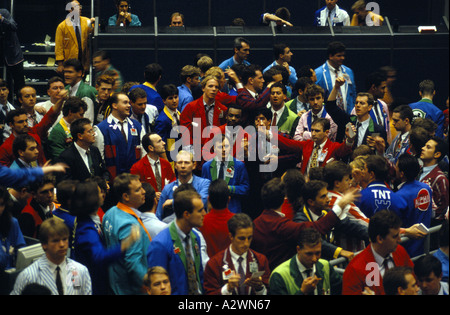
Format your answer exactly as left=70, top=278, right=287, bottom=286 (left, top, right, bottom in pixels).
left=251, top=209, right=340, bottom=271
left=180, top=96, right=227, bottom=147
left=130, top=156, right=175, bottom=193
left=0, top=107, right=59, bottom=166
left=236, top=87, right=271, bottom=126
left=199, top=208, right=235, bottom=258
left=203, top=246, right=270, bottom=295
left=275, top=133, right=352, bottom=174
left=342, top=244, right=414, bottom=295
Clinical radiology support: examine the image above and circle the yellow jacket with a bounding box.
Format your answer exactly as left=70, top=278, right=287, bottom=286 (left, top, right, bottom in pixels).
left=55, top=16, right=93, bottom=71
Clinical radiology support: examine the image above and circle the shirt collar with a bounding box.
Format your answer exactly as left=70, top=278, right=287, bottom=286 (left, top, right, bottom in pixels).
left=295, top=255, right=316, bottom=275
left=370, top=244, right=393, bottom=267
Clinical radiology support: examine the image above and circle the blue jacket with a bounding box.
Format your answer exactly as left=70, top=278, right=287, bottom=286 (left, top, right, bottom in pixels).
left=156, top=175, right=210, bottom=220
left=395, top=180, right=433, bottom=257
left=102, top=205, right=151, bottom=295
left=201, top=157, right=249, bottom=213
left=130, top=84, right=165, bottom=113
left=0, top=217, right=25, bottom=270
left=178, top=84, right=194, bottom=113
left=97, top=117, right=142, bottom=178
left=218, top=56, right=250, bottom=71
left=409, top=99, right=445, bottom=138
left=0, top=164, right=43, bottom=189
left=357, top=181, right=407, bottom=218
left=147, top=221, right=204, bottom=295
left=72, top=216, right=123, bottom=295
left=315, top=62, right=356, bottom=114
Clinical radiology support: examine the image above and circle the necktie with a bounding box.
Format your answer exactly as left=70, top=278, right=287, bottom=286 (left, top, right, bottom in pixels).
left=327, top=10, right=332, bottom=26
left=312, top=114, right=318, bottom=125
left=86, top=149, right=94, bottom=175
left=173, top=113, right=180, bottom=126
left=355, top=122, right=362, bottom=146
left=205, top=105, right=214, bottom=126
left=383, top=257, right=393, bottom=274
left=118, top=121, right=127, bottom=143
left=75, top=24, right=83, bottom=62
left=237, top=256, right=246, bottom=295
left=272, top=112, right=277, bottom=126
left=304, top=268, right=312, bottom=278
left=310, top=144, right=321, bottom=169
left=154, top=160, right=162, bottom=192
left=56, top=266, right=64, bottom=295
left=184, top=235, right=199, bottom=295
left=218, top=161, right=224, bottom=180
left=334, top=69, right=345, bottom=111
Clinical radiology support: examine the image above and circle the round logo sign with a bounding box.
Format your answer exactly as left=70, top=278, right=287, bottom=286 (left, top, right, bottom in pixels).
left=414, top=188, right=431, bottom=211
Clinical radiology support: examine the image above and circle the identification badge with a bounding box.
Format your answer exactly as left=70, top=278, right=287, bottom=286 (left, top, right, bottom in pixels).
left=223, top=268, right=233, bottom=280
left=318, top=151, right=327, bottom=163
left=70, top=269, right=81, bottom=288
left=249, top=262, right=258, bottom=273
left=130, top=128, right=138, bottom=136
left=225, top=167, right=234, bottom=178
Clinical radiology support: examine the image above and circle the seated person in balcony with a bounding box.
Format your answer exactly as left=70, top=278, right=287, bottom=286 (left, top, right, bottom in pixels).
left=260, top=7, right=293, bottom=27
left=350, top=0, right=384, bottom=26
left=170, top=12, right=184, bottom=27
left=108, top=0, right=141, bottom=27
left=314, top=0, right=350, bottom=27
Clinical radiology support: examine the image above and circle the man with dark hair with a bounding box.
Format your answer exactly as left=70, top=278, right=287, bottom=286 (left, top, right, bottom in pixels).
left=17, top=86, right=42, bottom=128
left=394, top=154, right=432, bottom=257
left=219, top=37, right=251, bottom=71
left=148, top=188, right=206, bottom=295
left=10, top=134, right=39, bottom=169
left=285, top=77, right=312, bottom=117
left=34, top=77, right=66, bottom=123
left=275, top=117, right=355, bottom=176
left=342, top=209, right=414, bottom=295
left=414, top=254, right=449, bottom=295
left=384, top=105, right=414, bottom=164
left=294, top=179, right=368, bottom=261
left=199, top=179, right=235, bottom=258
left=18, top=174, right=57, bottom=239
left=383, top=266, right=419, bottom=295
left=236, top=64, right=275, bottom=126
left=268, top=82, right=297, bottom=135
left=264, top=43, right=297, bottom=86
left=251, top=177, right=360, bottom=271
left=95, top=92, right=146, bottom=179
left=154, top=84, right=180, bottom=160
left=204, top=212, right=270, bottom=295
left=316, top=41, right=356, bottom=114
left=57, top=118, right=109, bottom=182
left=357, top=155, right=407, bottom=218
left=326, top=77, right=386, bottom=146
left=63, top=58, right=96, bottom=122
left=0, top=88, right=67, bottom=166
left=47, top=96, right=87, bottom=160
left=314, top=0, right=350, bottom=26
left=419, top=137, right=449, bottom=222
left=270, top=227, right=342, bottom=295
left=102, top=173, right=152, bottom=295
left=355, top=71, right=390, bottom=140
left=177, top=65, right=201, bottom=112
left=92, top=50, right=123, bottom=91
left=260, top=7, right=292, bottom=27
left=130, top=132, right=175, bottom=199
left=130, top=63, right=165, bottom=112
left=93, top=74, right=114, bottom=124
left=409, top=79, right=445, bottom=138
left=129, top=87, right=158, bottom=134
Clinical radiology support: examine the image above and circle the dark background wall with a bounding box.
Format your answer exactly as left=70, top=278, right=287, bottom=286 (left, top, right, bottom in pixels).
left=2, top=0, right=449, bottom=108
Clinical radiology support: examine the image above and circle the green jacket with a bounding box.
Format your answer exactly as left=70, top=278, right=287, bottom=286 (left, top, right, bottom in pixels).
left=269, top=255, right=342, bottom=295
left=276, top=105, right=298, bottom=135
left=47, top=119, right=73, bottom=161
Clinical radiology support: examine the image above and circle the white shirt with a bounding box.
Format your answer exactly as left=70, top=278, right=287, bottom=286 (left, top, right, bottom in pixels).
left=74, top=142, right=91, bottom=172
left=147, top=155, right=161, bottom=178
left=69, top=81, right=82, bottom=96
left=47, top=259, right=68, bottom=294
left=203, top=100, right=215, bottom=126
left=356, top=117, right=370, bottom=146
left=270, top=105, right=285, bottom=126
left=371, top=245, right=394, bottom=277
